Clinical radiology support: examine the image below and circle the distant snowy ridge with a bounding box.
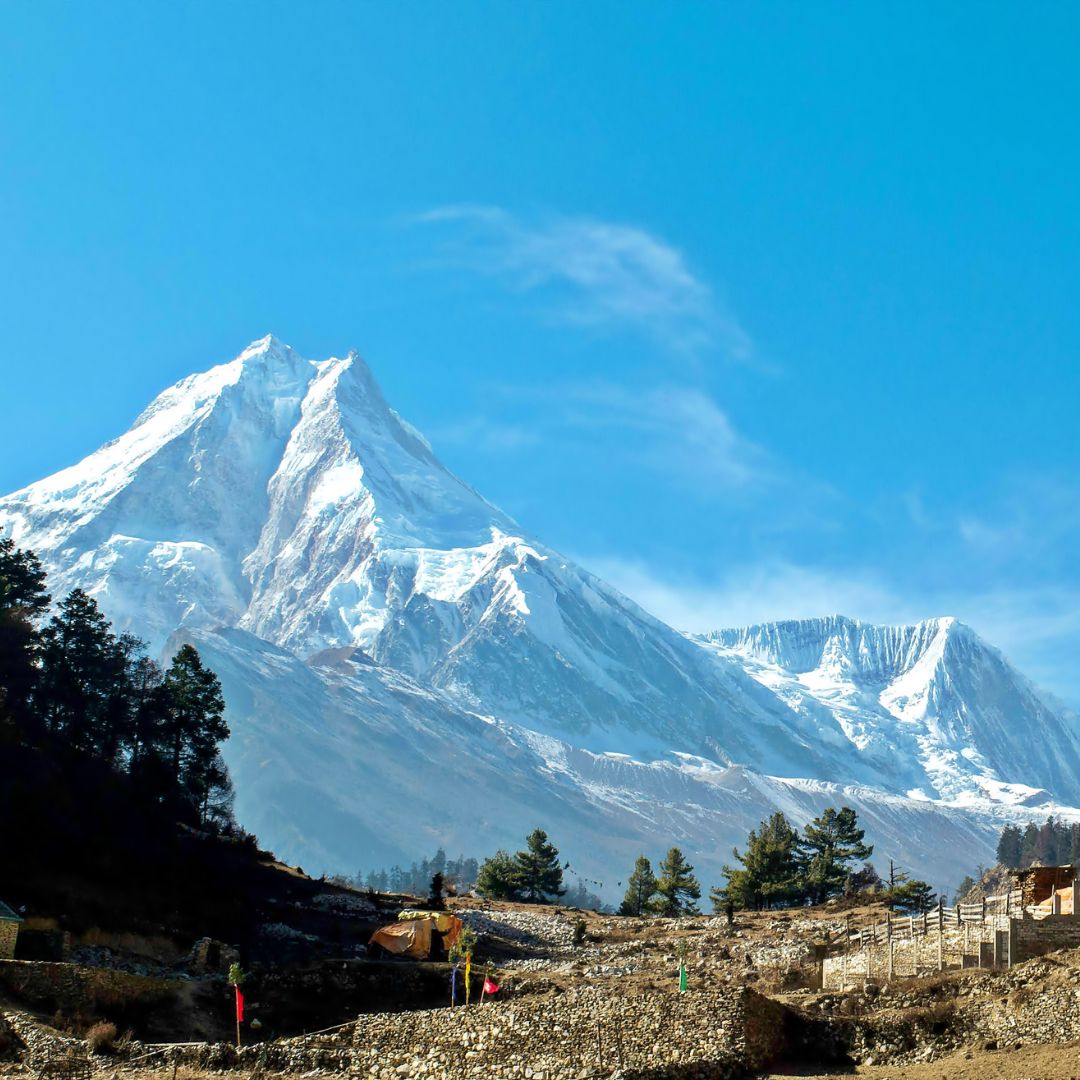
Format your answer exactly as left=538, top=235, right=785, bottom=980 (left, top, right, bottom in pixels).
left=4, top=336, right=1079, bottom=894
left=700, top=615, right=1080, bottom=806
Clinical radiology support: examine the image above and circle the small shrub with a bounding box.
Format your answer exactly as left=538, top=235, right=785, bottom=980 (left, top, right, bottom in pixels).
left=86, top=1022, right=117, bottom=1055
left=572, top=919, right=587, bottom=948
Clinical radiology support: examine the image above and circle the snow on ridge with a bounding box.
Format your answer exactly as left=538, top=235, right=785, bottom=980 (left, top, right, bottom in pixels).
left=6, top=334, right=1080, bottom=889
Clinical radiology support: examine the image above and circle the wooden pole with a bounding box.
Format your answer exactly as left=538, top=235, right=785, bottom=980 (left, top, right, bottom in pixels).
left=938, top=898, right=944, bottom=971
left=887, top=914, right=894, bottom=980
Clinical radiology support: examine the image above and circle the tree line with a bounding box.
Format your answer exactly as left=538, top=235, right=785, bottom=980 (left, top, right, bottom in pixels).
left=996, top=818, right=1080, bottom=870
left=466, top=808, right=938, bottom=918
left=356, top=849, right=482, bottom=896
left=0, top=536, right=234, bottom=830
left=712, top=806, right=936, bottom=913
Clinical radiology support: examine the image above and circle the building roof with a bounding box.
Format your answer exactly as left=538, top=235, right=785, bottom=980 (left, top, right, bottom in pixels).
left=0, top=901, right=22, bottom=923
left=1012, top=864, right=1075, bottom=876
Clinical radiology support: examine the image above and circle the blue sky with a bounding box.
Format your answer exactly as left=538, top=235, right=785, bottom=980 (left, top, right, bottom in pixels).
left=2, top=2, right=1078, bottom=703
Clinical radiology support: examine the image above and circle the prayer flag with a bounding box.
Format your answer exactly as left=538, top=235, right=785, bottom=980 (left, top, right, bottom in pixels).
left=678, top=964, right=688, bottom=993
left=483, top=978, right=499, bottom=995
left=235, top=985, right=245, bottom=1022
left=464, top=954, right=472, bottom=1004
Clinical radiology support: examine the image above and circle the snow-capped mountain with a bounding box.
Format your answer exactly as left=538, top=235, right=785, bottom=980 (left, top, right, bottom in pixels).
left=3, top=335, right=1078, bottom=895
left=702, top=615, right=1080, bottom=807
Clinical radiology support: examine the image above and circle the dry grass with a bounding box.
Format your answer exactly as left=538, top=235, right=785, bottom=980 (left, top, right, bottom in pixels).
left=85, top=1022, right=117, bottom=1054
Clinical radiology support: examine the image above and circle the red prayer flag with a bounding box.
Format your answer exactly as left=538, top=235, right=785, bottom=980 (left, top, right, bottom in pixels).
left=235, top=985, right=245, bottom=1023
left=482, top=978, right=499, bottom=995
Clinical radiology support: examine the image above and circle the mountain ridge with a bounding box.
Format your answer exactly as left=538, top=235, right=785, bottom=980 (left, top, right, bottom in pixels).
left=4, top=335, right=1078, bottom=894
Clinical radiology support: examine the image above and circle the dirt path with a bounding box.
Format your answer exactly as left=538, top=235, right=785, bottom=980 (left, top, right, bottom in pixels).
left=769, top=1041, right=1080, bottom=1079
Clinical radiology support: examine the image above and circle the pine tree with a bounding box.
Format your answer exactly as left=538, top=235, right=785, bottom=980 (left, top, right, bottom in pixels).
left=887, top=878, right=937, bottom=913
left=798, top=806, right=873, bottom=904
left=37, top=589, right=127, bottom=755
left=1020, top=822, right=1039, bottom=867
left=476, top=849, right=520, bottom=900
left=428, top=872, right=447, bottom=910
left=514, top=829, right=565, bottom=903
left=954, top=875, right=976, bottom=903
left=721, top=812, right=802, bottom=910
left=653, top=847, right=700, bottom=917
left=996, top=824, right=1023, bottom=869
left=1033, top=816, right=1059, bottom=866
left=0, top=536, right=49, bottom=742
left=162, top=644, right=229, bottom=825
left=619, top=855, right=659, bottom=916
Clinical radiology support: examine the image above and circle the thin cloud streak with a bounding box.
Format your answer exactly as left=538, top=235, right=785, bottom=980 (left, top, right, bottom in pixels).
left=435, top=380, right=777, bottom=494
left=413, top=205, right=751, bottom=360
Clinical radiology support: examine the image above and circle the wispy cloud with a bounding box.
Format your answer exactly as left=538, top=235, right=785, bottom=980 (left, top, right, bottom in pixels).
left=436, top=380, right=777, bottom=494
left=413, top=205, right=750, bottom=360
left=549, top=381, right=771, bottom=489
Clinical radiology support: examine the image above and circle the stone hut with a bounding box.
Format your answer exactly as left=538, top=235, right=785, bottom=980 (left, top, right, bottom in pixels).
left=0, top=901, right=22, bottom=959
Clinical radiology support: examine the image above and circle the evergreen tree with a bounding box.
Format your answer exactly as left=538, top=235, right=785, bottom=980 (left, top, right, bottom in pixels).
left=513, top=829, right=565, bottom=903
left=619, top=855, right=659, bottom=916
left=996, top=824, right=1023, bottom=869
left=721, top=812, right=802, bottom=910
left=653, top=847, right=700, bottom=917
left=798, top=806, right=873, bottom=904
left=162, top=644, right=229, bottom=825
left=954, top=875, right=976, bottom=903
left=428, top=872, right=447, bottom=910
left=887, top=878, right=937, bottom=913
left=1020, top=822, right=1039, bottom=867
left=847, top=862, right=882, bottom=896
left=0, top=536, right=49, bottom=742
left=1033, top=816, right=1059, bottom=866
left=37, top=589, right=127, bottom=756
left=476, top=849, right=520, bottom=900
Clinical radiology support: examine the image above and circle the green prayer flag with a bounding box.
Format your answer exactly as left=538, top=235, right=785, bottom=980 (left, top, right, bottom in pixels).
left=678, top=964, right=687, bottom=993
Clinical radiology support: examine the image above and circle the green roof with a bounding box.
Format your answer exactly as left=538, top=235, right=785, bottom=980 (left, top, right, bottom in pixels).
left=0, top=901, right=22, bottom=923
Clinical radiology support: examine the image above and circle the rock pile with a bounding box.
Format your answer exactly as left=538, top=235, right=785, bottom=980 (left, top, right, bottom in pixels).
left=457, top=909, right=577, bottom=951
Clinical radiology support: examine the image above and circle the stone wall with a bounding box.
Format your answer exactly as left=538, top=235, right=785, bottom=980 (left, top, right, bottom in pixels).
left=0, top=923, right=18, bottom=961
left=234, top=987, right=795, bottom=1080
left=0, top=960, right=175, bottom=1015
left=1012, top=914, right=1080, bottom=959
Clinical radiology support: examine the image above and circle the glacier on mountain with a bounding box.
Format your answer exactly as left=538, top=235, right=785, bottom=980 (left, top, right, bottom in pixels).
left=3, top=335, right=1078, bottom=898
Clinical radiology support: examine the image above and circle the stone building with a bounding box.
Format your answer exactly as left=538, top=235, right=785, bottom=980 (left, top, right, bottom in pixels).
left=0, top=901, right=22, bottom=960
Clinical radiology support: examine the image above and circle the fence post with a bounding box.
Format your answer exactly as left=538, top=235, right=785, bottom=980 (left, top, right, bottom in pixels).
left=887, top=914, right=894, bottom=980
left=938, top=898, right=944, bottom=971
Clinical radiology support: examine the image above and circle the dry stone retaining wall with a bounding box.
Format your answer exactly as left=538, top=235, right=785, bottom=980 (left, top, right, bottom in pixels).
left=237, top=987, right=791, bottom=1079
left=0, top=923, right=18, bottom=960
left=0, top=960, right=176, bottom=1015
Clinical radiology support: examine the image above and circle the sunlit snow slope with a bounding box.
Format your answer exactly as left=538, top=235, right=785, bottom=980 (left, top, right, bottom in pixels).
left=3, top=336, right=1078, bottom=894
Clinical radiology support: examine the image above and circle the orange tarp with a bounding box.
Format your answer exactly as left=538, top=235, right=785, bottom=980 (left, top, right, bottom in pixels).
left=369, top=913, right=463, bottom=958
left=1034, top=886, right=1075, bottom=916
